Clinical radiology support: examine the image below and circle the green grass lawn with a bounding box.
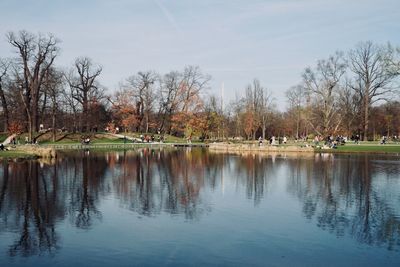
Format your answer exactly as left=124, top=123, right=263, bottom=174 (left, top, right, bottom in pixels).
left=124, top=133, right=189, bottom=143
left=91, top=138, right=127, bottom=144
left=273, top=140, right=400, bottom=153
left=334, top=144, right=400, bottom=153
left=2, top=131, right=199, bottom=145
left=4, top=131, right=399, bottom=154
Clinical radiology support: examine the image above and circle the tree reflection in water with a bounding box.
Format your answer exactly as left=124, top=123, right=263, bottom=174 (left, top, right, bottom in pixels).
left=110, top=148, right=214, bottom=219
left=66, top=151, right=108, bottom=229
left=286, top=153, right=400, bottom=250
left=0, top=151, right=109, bottom=257
left=0, top=149, right=400, bottom=258
left=0, top=160, right=61, bottom=257
left=231, top=153, right=276, bottom=205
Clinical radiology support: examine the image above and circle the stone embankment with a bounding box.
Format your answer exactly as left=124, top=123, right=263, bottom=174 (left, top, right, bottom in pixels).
left=13, top=145, right=57, bottom=158
left=209, top=143, right=314, bottom=153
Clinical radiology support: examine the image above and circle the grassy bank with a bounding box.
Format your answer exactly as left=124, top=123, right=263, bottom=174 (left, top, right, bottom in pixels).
left=330, top=144, right=400, bottom=153
left=2, top=131, right=400, bottom=155
left=28, top=132, right=190, bottom=144
left=210, top=141, right=400, bottom=154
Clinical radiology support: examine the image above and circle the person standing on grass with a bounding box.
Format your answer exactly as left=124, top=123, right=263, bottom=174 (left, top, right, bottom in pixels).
left=380, top=136, right=386, bottom=145
left=355, top=134, right=360, bottom=144
left=314, top=135, right=319, bottom=146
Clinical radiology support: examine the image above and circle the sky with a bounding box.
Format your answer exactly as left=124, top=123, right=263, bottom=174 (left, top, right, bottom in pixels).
left=0, top=0, right=399, bottom=109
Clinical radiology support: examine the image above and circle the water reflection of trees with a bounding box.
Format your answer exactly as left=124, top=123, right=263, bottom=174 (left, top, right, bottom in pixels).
left=0, top=161, right=62, bottom=257
left=229, top=153, right=277, bottom=205
left=65, top=152, right=108, bottom=229
left=4, top=149, right=398, bottom=257
left=0, top=149, right=225, bottom=257
left=110, top=149, right=277, bottom=217
left=287, top=154, right=400, bottom=250
left=0, top=151, right=109, bottom=257
left=111, top=148, right=222, bottom=220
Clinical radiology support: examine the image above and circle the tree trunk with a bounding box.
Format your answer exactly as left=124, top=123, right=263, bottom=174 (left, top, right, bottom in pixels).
left=28, top=118, right=33, bottom=143
left=52, top=107, right=56, bottom=142
left=145, top=113, right=149, bottom=133
left=262, top=115, right=266, bottom=140
left=32, top=97, right=39, bottom=133
left=40, top=90, right=48, bottom=126
left=296, top=107, right=300, bottom=139
left=82, top=93, right=88, bottom=132
left=363, top=95, right=369, bottom=141
left=0, top=84, right=9, bottom=132
left=31, top=82, right=40, bottom=133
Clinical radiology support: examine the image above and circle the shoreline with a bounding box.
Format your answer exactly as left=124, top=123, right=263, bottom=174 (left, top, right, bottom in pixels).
left=1, top=142, right=400, bottom=160
left=210, top=143, right=400, bottom=155
left=208, top=143, right=315, bottom=153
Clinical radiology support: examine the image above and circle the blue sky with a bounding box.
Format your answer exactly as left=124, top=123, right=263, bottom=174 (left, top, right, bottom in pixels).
left=1, top=0, right=399, bottom=108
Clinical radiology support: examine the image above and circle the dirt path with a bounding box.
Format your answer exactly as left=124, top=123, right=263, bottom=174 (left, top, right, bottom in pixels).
left=106, top=133, right=143, bottom=142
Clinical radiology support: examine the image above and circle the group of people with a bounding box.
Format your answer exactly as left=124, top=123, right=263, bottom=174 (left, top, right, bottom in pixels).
left=351, top=134, right=361, bottom=144
left=351, top=134, right=399, bottom=145
left=258, top=136, right=288, bottom=146
left=81, top=137, right=91, bottom=145
left=24, top=136, right=39, bottom=145
left=313, top=135, right=347, bottom=148
left=380, top=135, right=400, bottom=144
left=380, top=136, right=387, bottom=144
left=139, top=134, right=164, bottom=143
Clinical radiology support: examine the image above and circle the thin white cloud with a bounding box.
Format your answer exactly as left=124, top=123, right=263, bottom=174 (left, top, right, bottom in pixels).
left=153, top=0, right=183, bottom=36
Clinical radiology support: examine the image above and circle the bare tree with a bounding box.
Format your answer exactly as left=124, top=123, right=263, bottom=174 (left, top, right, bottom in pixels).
left=180, top=66, right=210, bottom=113
left=243, top=79, right=271, bottom=140
left=203, top=95, right=223, bottom=139
left=7, top=30, right=59, bottom=140
left=349, top=41, right=399, bottom=140
left=124, top=71, right=158, bottom=132
left=227, top=93, right=245, bottom=139
left=258, top=82, right=272, bottom=140
left=0, top=59, right=10, bottom=131
left=303, top=51, right=346, bottom=135
left=61, top=81, right=80, bottom=132
left=66, top=57, right=103, bottom=132
left=158, top=71, right=181, bottom=133
left=286, top=84, right=306, bottom=139
left=157, top=66, right=210, bottom=134
left=43, top=68, right=64, bottom=141
left=386, top=43, right=400, bottom=77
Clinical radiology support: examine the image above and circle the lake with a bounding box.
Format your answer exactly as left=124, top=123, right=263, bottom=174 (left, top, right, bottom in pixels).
left=0, top=148, right=399, bottom=266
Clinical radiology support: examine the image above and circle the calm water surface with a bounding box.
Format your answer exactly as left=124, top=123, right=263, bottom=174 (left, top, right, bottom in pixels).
left=0, top=148, right=400, bottom=266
